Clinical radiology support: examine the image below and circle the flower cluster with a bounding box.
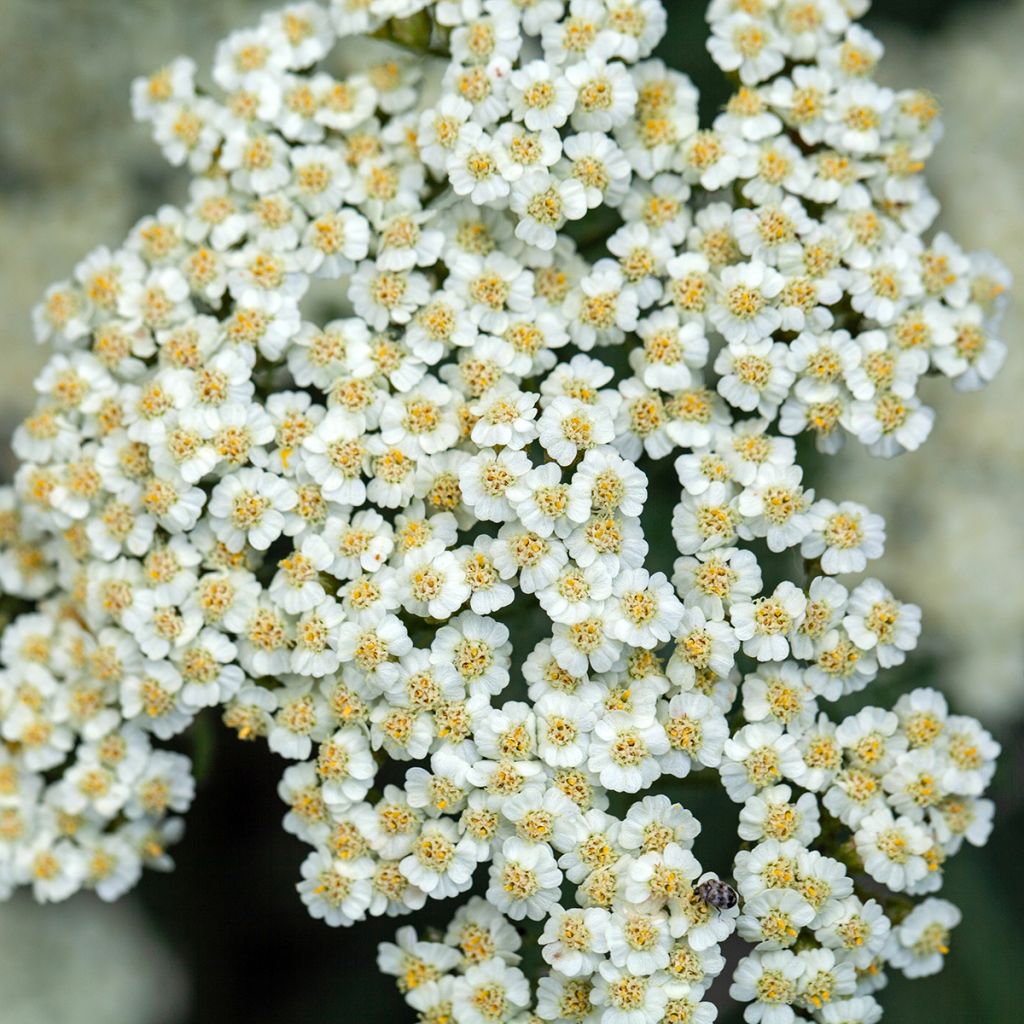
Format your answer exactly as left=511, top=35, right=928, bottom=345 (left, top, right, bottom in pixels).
left=0, top=0, right=1009, bottom=1022
left=371, top=680, right=995, bottom=1024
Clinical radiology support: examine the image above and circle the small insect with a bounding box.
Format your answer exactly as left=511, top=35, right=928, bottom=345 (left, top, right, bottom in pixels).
left=696, top=877, right=738, bottom=911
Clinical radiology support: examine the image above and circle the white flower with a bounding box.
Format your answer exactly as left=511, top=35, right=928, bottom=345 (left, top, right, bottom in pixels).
left=175, top=628, right=244, bottom=709
left=124, top=749, right=194, bottom=820
left=504, top=785, right=583, bottom=849
left=588, top=712, right=669, bottom=793
left=739, top=784, right=821, bottom=845
left=377, top=924, right=461, bottom=989
left=728, top=949, right=805, bottom=1024
left=848, top=245, right=923, bottom=327
left=721, top=723, right=808, bottom=803
left=448, top=122, right=515, bottom=204
left=537, top=560, right=613, bottom=625
left=401, top=818, right=478, bottom=899
left=442, top=53, right=514, bottom=124
left=349, top=263, right=431, bottom=331
left=444, top=895, right=522, bottom=968
left=298, top=848, right=374, bottom=927
left=795, top=947, right=856, bottom=1014
left=888, top=897, right=961, bottom=978
left=671, top=483, right=740, bottom=555
left=633, top=310, right=708, bottom=391
left=396, top=547, right=470, bottom=619
left=710, top=262, right=784, bottom=347
left=321, top=509, right=394, bottom=578
left=604, top=0, right=667, bottom=61
left=606, top=906, right=672, bottom=975
left=457, top=538, right=516, bottom=615
left=540, top=904, right=610, bottom=976
left=742, top=662, right=817, bottom=733
left=731, top=582, right=808, bottom=662
left=470, top=385, right=539, bottom=450
left=824, top=81, right=894, bottom=155
left=716, top=339, right=794, bottom=416
left=570, top=446, right=647, bottom=518
left=494, top=523, right=570, bottom=594
left=801, top=499, right=885, bottom=575
left=336, top=608, right=412, bottom=688
left=380, top=378, right=460, bottom=454
left=940, top=715, right=1000, bottom=796
left=537, top=396, right=615, bottom=465
left=674, top=546, right=763, bottom=619
left=459, top=447, right=532, bottom=522
left=854, top=807, right=931, bottom=891
left=843, top=579, right=921, bottom=667
left=668, top=604, right=738, bottom=683
left=508, top=60, right=577, bottom=131
left=431, top=612, right=512, bottom=697
left=620, top=794, right=701, bottom=853
left=14, top=836, right=87, bottom=904
left=510, top=170, right=587, bottom=250
left=453, top=959, right=531, bottom=1024
left=487, top=837, right=562, bottom=921
left=450, top=252, right=535, bottom=335
left=299, top=208, right=371, bottom=276
left=566, top=262, right=640, bottom=350
left=814, top=895, right=892, bottom=969
left=590, top=961, right=670, bottom=1024
left=534, top=691, right=598, bottom=769
left=734, top=199, right=814, bottom=267
left=208, top=467, right=297, bottom=551
left=660, top=691, right=730, bottom=777
left=562, top=131, right=633, bottom=208
left=317, top=727, right=376, bottom=809
left=802, top=843, right=860, bottom=929
left=816, top=997, right=884, bottom=1024
left=607, top=568, right=684, bottom=649
left=933, top=305, right=1007, bottom=391
left=737, top=465, right=813, bottom=553
left=131, top=56, right=197, bottom=120
left=540, top=6, right=618, bottom=66
left=507, top=463, right=589, bottom=539
left=737, top=889, right=816, bottom=951
left=567, top=58, right=639, bottom=132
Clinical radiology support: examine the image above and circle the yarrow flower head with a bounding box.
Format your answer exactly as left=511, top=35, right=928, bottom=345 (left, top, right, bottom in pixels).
left=0, top=1, right=1011, bottom=1022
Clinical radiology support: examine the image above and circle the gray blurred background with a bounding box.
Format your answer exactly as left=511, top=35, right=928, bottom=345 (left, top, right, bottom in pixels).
left=0, top=1, right=1021, bottom=1022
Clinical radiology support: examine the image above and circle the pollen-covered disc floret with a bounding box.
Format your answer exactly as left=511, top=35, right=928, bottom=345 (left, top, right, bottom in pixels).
left=0, top=0, right=1009, bottom=1021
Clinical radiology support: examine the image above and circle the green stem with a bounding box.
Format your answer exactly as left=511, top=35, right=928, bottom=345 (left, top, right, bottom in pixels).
left=371, top=13, right=449, bottom=59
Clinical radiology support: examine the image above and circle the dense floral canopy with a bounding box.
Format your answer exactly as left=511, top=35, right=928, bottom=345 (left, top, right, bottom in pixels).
left=0, top=1, right=1009, bottom=1022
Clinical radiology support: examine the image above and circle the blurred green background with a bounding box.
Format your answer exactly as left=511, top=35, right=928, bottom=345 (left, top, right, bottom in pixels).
left=0, top=1, right=1021, bottom=1022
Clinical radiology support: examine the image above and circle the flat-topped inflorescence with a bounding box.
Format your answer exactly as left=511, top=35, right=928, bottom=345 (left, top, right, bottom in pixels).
left=0, top=1, right=1009, bottom=1022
